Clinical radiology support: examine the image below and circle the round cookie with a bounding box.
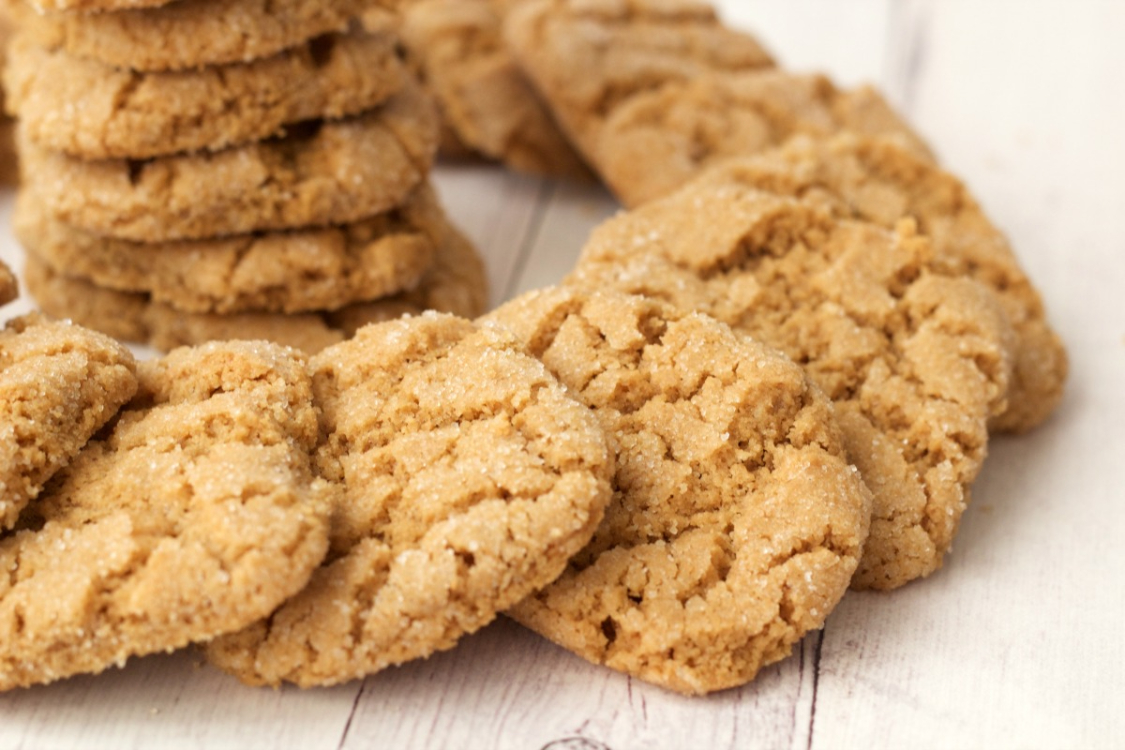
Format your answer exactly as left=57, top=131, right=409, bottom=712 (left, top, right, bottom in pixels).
left=503, top=0, right=774, bottom=182
left=14, top=183, right=443, bottom=314
left=400, top=0, right=591, bottom=180
left=0, top=341, right=333, bottom=691
left=18, top=79, right=439, bottom=242
left=689, top=134, right=1067, bottom=433
left=569, top=183, right=1015, bottom=590
left=22, top=218, right=489, bottom=353
left=7, top=0, right=374, bottom=72
left=206, top=312, right=615, bottom=687
left=482, top=287, right=871, bottom=695
left=1, top=314, right=137, bottom=532
left=595, top=70, right=932, bottom=207
left=5, top=27, right=407, bottom=160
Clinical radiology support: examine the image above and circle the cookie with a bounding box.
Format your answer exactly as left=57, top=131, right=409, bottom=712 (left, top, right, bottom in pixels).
left=504, top=0, right=774, bottom=185
left=0, top=314, right=137, bottom=532
left=399, top=0, right=590, bottom=180
left=690, top=134, right=1066, bottom=433
left=18, top=79, right=439, bottom=242
left=595, top=70, right=932, bottom=206
left=0, top=259, right=15, bottom=306
left=206, top=312, right=614, bottom=687
left=482, top=287, right=871, bottom=694
left=0, top=340, right=334, bottom=690
left=23, top=218, right=489, bottom=353
left=569, top=183, right=1016, bottom=590
left=14, top=182, right=443, bottom=315
left=6, top=0, right=372, bottom=72
left=5, top=26, right=407, bottom=160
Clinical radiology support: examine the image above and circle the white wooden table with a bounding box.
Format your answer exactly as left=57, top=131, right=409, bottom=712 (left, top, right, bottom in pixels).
left=2, top=2, right=1123, bottom=747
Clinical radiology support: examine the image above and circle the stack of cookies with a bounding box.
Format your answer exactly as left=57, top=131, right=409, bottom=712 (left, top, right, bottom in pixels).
left=1, top=0, right=489, bottom=353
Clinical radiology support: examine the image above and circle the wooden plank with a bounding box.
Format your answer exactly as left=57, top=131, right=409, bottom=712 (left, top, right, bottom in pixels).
left=0, top=651, right=357, bottom=750
left=340, top=617, right=818, bottom=750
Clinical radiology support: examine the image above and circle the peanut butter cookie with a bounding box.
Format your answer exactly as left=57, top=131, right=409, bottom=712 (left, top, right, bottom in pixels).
left=23, top=219, right=488, bottom=353
left=570, top=183, right=1015, bottom=590
left=15, top=183, right=443, bottom=315
left=207, top=313, right=614, bottom=687
left=6, top=0, right=372, bottom=72
left=5, top=26, right=406, bottom=160
left=19, top=79, right=438, bottom=242
left=596, top=70, right=931, bottom=206
left=0, top=341, right=333, bottom=690
left=504, top=0, right=774, bottom=193
left=690, top=134, right=1067, bottom=433
left=484, top=287, right=871, bottom=694
left=1, top=314, right=137, bottom=532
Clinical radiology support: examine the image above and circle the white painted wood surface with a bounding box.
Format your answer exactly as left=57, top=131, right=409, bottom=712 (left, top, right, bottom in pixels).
left=2, top=1, right=1122, bottom=747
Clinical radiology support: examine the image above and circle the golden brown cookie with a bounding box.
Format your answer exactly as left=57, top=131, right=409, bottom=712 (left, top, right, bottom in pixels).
left=399, top=0, right=590, bottom=180
left=0, top=314, right=137, bottom=532
left=483, top=287, right=871, bottom=695
left=0, top=340, right=333, bottom=691
left=18, top=79, right=439, bottom=242
left=569, top=183, right=1015, bottom=590
left=504, top=0, right=773, bottom=189
left=6, top=0, right=372, bottom=72
left=207, top=312, right=614, bottom=687
left=595, top=70, right=932, bottom=206
left=4, top=26, right=407, bottom=160
left=14, top=183, right=443, bottom=314
left=690, top=134, right=1066, bottom=433
left=22, top=218, right=489, bottom=353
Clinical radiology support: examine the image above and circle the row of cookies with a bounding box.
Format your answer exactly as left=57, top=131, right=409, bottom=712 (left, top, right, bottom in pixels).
left=2, top=247, right=872, bottom=696
left=0, top=0, right=490, bottom=350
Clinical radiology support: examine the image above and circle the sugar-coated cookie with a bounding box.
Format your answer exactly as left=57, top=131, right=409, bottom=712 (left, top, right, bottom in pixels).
left=1, top=314, right=137, bottom=531
left=19, top=80, right=439, bottom=242
left=484, top=287, right=871, bottom=694
left=23, top=218, right=489, bottom=353
left=5, top=26, right=406, bottom=160
left=690, top=134, right=1067, bottom=433
left=570, top=183, right=1015, bottom=589
left=0, top=341, right=333, bottom=690
left=207, top=313, right=614, bottom=687
left=15, top=183, right=444, bottom=315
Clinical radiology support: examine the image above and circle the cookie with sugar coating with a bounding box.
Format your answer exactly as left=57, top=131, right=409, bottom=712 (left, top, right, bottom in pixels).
left=0, top=340, right=333, bottom=691
left=18, top=79, right=439, bottom=242
left=4, top=26, right=407, bottom=160
left=484, top=287, right=871, bottom=695
left=570, top=183, right=1015, bottom=590
left=689, top=134, right=1066, bottom=433
left=22, top=217, right=489, bottom=354
left=1, top=314, right=137, bottom=532
left=207, top=312, right=614, bottom=687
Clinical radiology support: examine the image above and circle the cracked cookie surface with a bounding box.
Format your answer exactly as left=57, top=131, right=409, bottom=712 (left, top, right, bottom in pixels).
left=0, top=314, right=137, bottom=532
left=5, top=27, right=406, bottom=160
left=15, top=182, right=442, bottom=315
left=691, top=134, right=1066, bottom=433
left=7, top=0, right=372, bottom=72
left=0, top=341, right=332, bottom=691
left=206, top=313, right=614, bottom=687
left=19, top=79, right=438, bottom=242
left=596, top=70, right=931, bottom=206
left=484, top=287, right=870, bottom=694
left=570, top=184, right=1015, bottom=589
left=22, top=216, right=488, bottom=354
